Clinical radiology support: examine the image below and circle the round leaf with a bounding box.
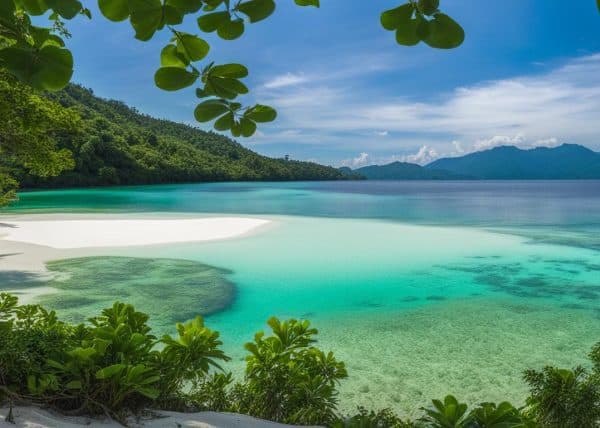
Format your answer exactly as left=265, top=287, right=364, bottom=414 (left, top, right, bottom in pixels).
left=214, top=112, right=234, bottom=130
left=217, top=19, right=244, bottom=40
left=197, top=11, right=229, bottom=32
left=20, top=0, right=50, bottom=15
left=380, top=3, right=414, bottom=31
left=424, top=13, right=465, bottom=49
left=154, top=67, right=198, bottom=91
left=194, top=100, right=230, bottom=122
left=98, top=0, right=129, bottom=21
left=31, top=45, right=74, bottom=90
left=395, top=19, right=420, bottom=46
left=160, top=44, right=187, bottom=68
left=236, top=0, right=275, bottom=23
left=239, top=117, right=257, bottom=137
left=176, top=34, right=209, bottom=62
left=53, top=0, right=82, bottom=19
left=246, top=105, right=276, bottom=122
left=210, top=63, right=248, bottom=78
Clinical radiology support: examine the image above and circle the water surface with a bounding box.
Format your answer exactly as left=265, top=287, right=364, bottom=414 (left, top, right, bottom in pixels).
left=2, top=181, right=599, bottom=415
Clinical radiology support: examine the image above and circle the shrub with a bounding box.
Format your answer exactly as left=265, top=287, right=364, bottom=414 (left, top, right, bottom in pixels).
left=0, top=294, right=229, bottom=422
left=523, top=366, right=600, bottom=428
left=332, top=406, right=421, bottom=428
left=232, top=317, right=348, bottom=426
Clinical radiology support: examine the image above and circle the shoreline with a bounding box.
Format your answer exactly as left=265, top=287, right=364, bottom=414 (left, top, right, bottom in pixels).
left=0, top=213, right=273, bottom=304
left=0, top=406, right=319, bottom=427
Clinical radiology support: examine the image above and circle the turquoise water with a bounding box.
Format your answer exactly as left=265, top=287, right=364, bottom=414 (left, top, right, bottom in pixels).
left=2, top=181, right=600, bottom=414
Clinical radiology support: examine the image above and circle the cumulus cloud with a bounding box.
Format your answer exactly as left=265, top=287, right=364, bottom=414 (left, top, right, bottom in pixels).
left=400, top=146, right=439, bottom=165
left=257, top=54, right=600, bottom=161
left=340, top=152, right=371, bottom=168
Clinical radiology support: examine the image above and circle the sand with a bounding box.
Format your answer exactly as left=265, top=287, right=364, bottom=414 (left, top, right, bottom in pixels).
left=0, top=217, right=271, bottom=249
left=0, top=406, right=321, bottom=428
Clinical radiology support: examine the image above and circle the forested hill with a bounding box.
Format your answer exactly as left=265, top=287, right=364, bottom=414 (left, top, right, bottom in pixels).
left=14, top=84, right=348, bottom=188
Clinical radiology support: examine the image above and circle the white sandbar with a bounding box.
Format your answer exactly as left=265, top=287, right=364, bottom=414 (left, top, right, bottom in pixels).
left=0, top=217, right=271, bottom=249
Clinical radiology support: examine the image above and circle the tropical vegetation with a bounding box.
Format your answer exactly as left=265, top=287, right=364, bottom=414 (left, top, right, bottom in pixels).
left=0, top=71, right=353, bottom=204
left=1, top=292, right=599, bottom=427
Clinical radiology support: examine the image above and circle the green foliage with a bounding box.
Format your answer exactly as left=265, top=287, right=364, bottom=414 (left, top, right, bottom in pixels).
left=381, top=2, right=464, bottom=49
left=420, top=395, right=471, bottom=428
left=333, top=407, right=420, bottom=428
left=0, top=75, right=349, bottom=203
left=233, top=317, right=348, bottom=425
left=523, top=365, right=600, bottom=428
left=0, top=294, right=228, bottom=419
left=0, top=70, right=77, bottom=204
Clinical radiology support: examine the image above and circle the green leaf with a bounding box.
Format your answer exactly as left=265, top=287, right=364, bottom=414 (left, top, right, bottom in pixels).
left=136, top=386, right=160, bottom=399
left=395, top=18, right=420, bottom=46
left=239, top=117, right=257, bottom=137
left=98, top=0, right=129, bottom=21
left=96, top=364, right=126, bottom=379
left=214, top=112, right=234, bottom=130
left=423, top=13, right=465, bottom=49
left=294, top=0, right=319, bottom=7
left=417, top=0, right=439, bottom=16
left=154, top=67, right=199, bottom=91
left=380, top=3, right=414, bottom=31
left=65, top=380, right=82, bottom=389
left=163, top=5, right=184, bottom=24
left=597, top=0, right=600, bottom=13
left=0, top=0, right=16, bottom=19
left=217, top=18, right=244, bottom=40
left=197, top=11, right=229, bottom=32
left=194, top=99, right=229, bottom=122
left=176, top=34, right=209, bottom=61
left=20, top=0, right=50, bottom=15
left=166, top=0, right=202, bottom=13
left=236, top=0, right=275, bottom=23
left=160, top=44, right=187, bottom=67
left=210, top=63, right=248, bottom=78
left=52, top=0, right=82, bottom=19
left=32, top=45, right=74, bottom=90
left=128, top=0, right=163, bottom=40
left=415, top=14, right=430, bottom=40
left=246, top=105, right=276, bottom=122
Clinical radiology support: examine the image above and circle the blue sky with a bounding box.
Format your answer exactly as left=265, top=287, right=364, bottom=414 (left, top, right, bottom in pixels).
left=60, top=1, right=600, bottom=166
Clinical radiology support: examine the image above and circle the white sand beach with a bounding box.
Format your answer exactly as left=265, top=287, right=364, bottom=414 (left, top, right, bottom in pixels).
left=0, top=216, right=271, bottom=249
left=0, top=406, right=321, bottom=428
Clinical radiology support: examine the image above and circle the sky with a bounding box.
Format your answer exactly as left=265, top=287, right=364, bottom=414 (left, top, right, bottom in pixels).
left=57, top=1, right=600, bottom=167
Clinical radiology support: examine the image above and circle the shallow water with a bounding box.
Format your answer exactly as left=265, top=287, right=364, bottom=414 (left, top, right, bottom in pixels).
left=2, top=181, right=600, bottom=414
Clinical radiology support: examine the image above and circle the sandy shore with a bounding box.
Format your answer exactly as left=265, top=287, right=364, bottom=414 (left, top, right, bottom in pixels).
left=0, top=406, right=321, bottom=427
left=0, top=213, right=272, bottom=303
left=0, top=216, right=270, bottom=249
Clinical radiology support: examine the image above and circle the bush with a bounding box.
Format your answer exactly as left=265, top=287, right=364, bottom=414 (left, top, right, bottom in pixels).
left=231, top=317, right=348, bottom=426
left=0, top=294, right=228, bottom=422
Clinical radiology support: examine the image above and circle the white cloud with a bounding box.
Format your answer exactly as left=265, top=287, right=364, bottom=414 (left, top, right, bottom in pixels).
left=340, top=152, right=371, bottom=168
left=376, top=131, right=389, bottom=136
left=400, top=146, right=439, bottom=165
left=263, top=73, right=308, bottom=89
left=258, top=53, right=600, bottom=161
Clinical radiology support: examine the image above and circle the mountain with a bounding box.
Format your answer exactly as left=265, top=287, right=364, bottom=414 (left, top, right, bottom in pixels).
left=10, top=84, right=347, bottom=189
left=352, top=162, right=469, bottom=180
left=427, top=144, right=600, bottom=179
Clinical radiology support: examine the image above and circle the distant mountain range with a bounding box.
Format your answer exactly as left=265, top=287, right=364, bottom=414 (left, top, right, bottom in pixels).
left=344, top=144, right=600, bottom=180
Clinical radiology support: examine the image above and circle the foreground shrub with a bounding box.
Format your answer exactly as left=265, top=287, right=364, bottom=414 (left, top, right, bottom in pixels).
left=0, top=294, right=228, bottom=421
left=231, top=317, right=348, bottom=426
left=333, top=407, right=420, bottom=427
